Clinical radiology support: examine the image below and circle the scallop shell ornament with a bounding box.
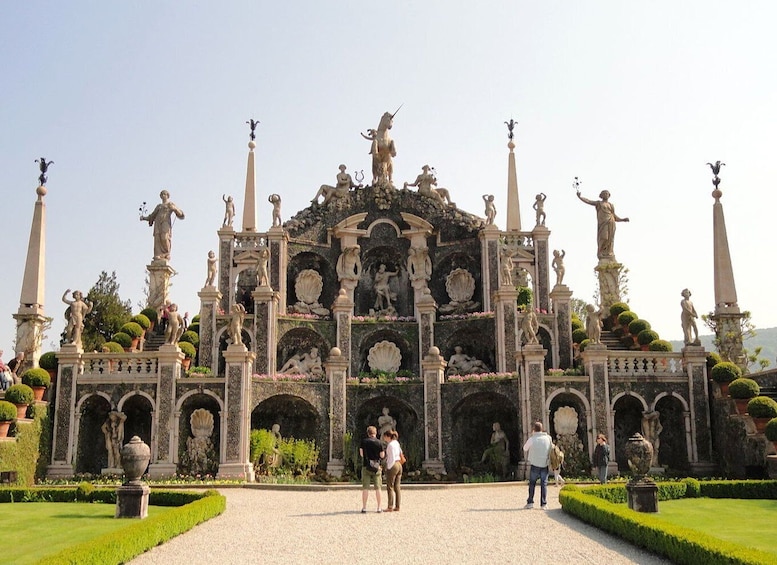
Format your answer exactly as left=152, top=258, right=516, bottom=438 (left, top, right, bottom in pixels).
left=190, top=408, right=214, bottom=440
left=367, top=340, right=402, bottom=373
left=295, top=269, right=324, bottom=305
left=445, top=268, right=475, bottom=303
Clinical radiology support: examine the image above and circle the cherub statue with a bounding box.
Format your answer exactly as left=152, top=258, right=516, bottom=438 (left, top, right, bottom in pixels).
left=62, top=289, right=93, bottom=348
left=222, top=194, right=235, bottom=227
left=228, top=304, right=246, bottom=346
left=483, top=194, right=496, bottom=225
left=205, top=251, right=217, bottom=287
left=551, top=250, right=566, bottom=286
left=165, top=303, right=184, bottom=344
left=533, top=193, right=547, bottom=226
left=522, top=309, right=539, bottom=345
left=268, top=194, right=282, bottom=227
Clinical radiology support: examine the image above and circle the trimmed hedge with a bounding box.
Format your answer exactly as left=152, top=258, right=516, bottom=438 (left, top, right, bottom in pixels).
left=617, top=310, right=638, bottom=327
left=728, top=378, right=760, bottom=400
left=140, top=307, right=158, bottom=324
left=572, top=328, right=588, bottom=344
left=22, top=368, right=51, bottom=388
left=0, top=400, right=17, bottom=421
left=120, top=322, right=144, bottom=338
left=747, top=396, right=777, bottom=419
left=111, top=332, right=133, bottom=348
left=0, top=403, right=50, bottom=485
left=38, top=351, right=58, bottom=371
left=710, top=361, right=742, bottom=384
left=131, top=314, right=152, bottom=330
left=191, top=314, right=200, bottom=324
left=102, top=341, right=125, bottom=354
left=706, top=352, right=723, bottom=372
left=637, top=329, right=659, bottom=346
left=187, top=322, right=200, bottom=335
left=179, top=330, right=199, bottom=347
left=628, top=318, right=651, bottom=335
left=648, top=340, right=673, bottom=352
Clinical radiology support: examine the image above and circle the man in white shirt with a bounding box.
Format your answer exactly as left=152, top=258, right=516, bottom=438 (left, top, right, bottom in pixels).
left=522, top=421, right=553, bottom=510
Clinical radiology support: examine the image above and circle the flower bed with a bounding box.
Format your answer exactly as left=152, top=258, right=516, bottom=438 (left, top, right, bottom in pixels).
left=447, top=372, right=517, bottom=382
left=438, top=311, right=494, bottom=321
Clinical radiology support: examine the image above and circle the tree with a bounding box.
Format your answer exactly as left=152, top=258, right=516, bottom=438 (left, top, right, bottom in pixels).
left=570, top=298, right=588, bottom=322
left=80, top=271, right=132, bottom=352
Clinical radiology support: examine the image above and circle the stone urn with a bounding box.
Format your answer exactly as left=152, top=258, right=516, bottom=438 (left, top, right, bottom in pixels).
left=624, top=432, right=653, bottom=480
left=120, top=436, right=151, bottom=485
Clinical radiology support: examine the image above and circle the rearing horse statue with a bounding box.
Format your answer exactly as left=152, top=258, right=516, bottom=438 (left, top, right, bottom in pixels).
left=361, top=108, right=399, bottom=187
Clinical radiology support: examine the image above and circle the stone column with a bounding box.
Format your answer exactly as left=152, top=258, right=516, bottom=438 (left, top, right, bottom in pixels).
left=325, top=347, right=348, bottom=477
left=197, top=286, right=222, bottom=373
left=493, top=287, right=518, bottom=373
left=581, top=345, right=611, bottom=456
left=479, top=224, right=501, bottom=313
left=421, top=347, right=447, bottom=474
left=532, top=225, right=551, bottom=313
left=146, top=260, right=176, bottom=312
left=683, top=345, right=715, bottom=473
left=148, top=344, right=183, bottom=478
left=416, top=289, right=437, bottom=370
left=47, top=344, right=81, bottom=478
left=219, top=344, right=256, bottom=481
left=332, top=289, right=354, bottom=377
left=595, top=261, right=625, bottom=314
left=266, top=227, right=288, bottom=313
left=521, top=344, right=548, bottom=426
left=550, top=285, right=574, bottom=369
left=252, top=285, right=277, bottom=375
left=217, top=227, right=234, bottom=314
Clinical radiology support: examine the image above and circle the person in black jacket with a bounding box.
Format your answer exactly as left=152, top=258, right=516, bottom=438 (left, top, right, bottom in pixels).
left=359, top=426, right=385, bottom=513
left=592, top=433, right=610, bottom=484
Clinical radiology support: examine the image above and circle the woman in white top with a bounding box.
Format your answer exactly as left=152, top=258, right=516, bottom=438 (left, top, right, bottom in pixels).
left=382, top=430, right=403, bottom=512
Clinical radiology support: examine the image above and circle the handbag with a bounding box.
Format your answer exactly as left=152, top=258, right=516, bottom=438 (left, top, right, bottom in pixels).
left=368, top=459, right=381, bottom=472
left=399, top=452, right=407, bottom=465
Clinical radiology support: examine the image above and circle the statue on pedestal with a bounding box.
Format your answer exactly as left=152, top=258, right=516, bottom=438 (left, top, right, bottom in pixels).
left=576, top=189, right=629, bottom=261
left=373, top=264, right=398, bottom=312
left=404, top=165, right=455, bottom=206
left=483, top=194, right=496, bottom=225
left=269, top=193, right=282, bottom=226
left=361, top=109, right=399, bottom=187
left=222, top=195, right=235, bottom=227
left=522, top=309, right=539, bottom=345
left=481, top=422, right=509, bottom=476
left=680, top=288, right=700, bottom=345
left=62, top=289, right=93, bottom=348
left=140, top=190, right=185, bottom=262
left=205, top=251, right=217, bottom=287
left=312, top=165, right=358, bottom=206
left=228, top=304, right=246, bottom=346
left=552, top=250, right=566, bottom=286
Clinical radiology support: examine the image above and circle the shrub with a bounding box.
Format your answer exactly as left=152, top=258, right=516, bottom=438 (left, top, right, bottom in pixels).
left=706, top=351, right=723, bottom=372
left=682, top=477, right=701, bottom=498
left=0, top=400, right=17, bottom=421
left=637, top=329, right=659, bottom=346
left=178, top=341, right=196, bottom=359
left=111, top=332, right=133, bottom=349
left=710, top=361, right=742, bottom=384
left=609, top=302, right=630, bottom=318
left=627, top=318, right=650, bottom=335
left=187, top=322, right=200, bottom=335
left=765, top=418, right=777, bottom=441
left=572, top=328, right=588, bottom=344
left=140, top=307, right=158, bottom=324
left=648, top=340, right=673, bottom=352
left=76, top=481, right=95, bottom=502
left=5, top=384, right=34, bottom=405
left=180, top=331, right=200, bottom=347
left=188, top=366, right=212, bottom=376
left=728, top=377, right=760, bottom=399
left=101, top=341, right=124, bottom=354
left=21, top=368, right=51, bottom=388
left=579, top=339, right=591, bottom=352
left=571, top=318, right=584, bottom=331
left=191, top=314, right=200, bottom=324
left=38, top=351, right=58, bottom=371
left=131, top=314, right=151, bottom=330
left=516, top=287, right=533, bottom=308
left=120, top=322, right=144, bottom=338
left=747, top=396, right=777, bottom=419
left=617, top=310, right=638, bottom=327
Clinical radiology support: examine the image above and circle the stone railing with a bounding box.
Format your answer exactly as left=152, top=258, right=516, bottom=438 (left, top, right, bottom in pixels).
left=81, top=353, right=160, bottom=377
left=607, top=352, right=684, bottom=377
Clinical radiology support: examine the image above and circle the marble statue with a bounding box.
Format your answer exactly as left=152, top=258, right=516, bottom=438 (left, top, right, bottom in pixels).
left=62, top=289, right=93, bottom=348
left=533, top=193, right=547, bottom=226
left=585, top=304, right=603, bottom=344
left=552, top=250, right=566, bottom=286
left=439, top=268, right=480, bottom=314
left=222, top=194, right=235, bottom=227
left=228, top=304, right=246, bottom=346
left=268, top=193, right=282, bottom=227
left=35, top=157, right=54, bottom=185
left=500, top=248, right=514, bottom=287
left=101, top=410, right=127, bottom=469
left=312, top=165, right=357, bottom=206
left=336, top=245, right=362, bottom=282
left=447, top=346, right=489, bottom=375
left=265, top=423, right=282, bottom=468
left=407, top=246, right=432, bottom=282
left=279, top=347, right=323, bottom=378
left=205, top=251, right=217, bottom=287
left=378, top=407, right=397, bottom=438
left=404, top=165, right=454, bottom=206
left=164, top=303, right=184, bottom=345
left=680, top=288, right=700, bottom=346
left=292, top=269, right=329, bottom=315
left=140, top=190, right=185, bottom=262
left=641, top=410, right=663, bottom=467
left=246, top=118, right=260, bottom=141
left=373, top=264, right=398, bottom=311
left=522, top=309, right=539, bottom=345
left=576, top=189, right=629, bottom=261
left=361, top=109, right=399, bottom=187
left=480, top=422, right=509, bottom=476
left=483, top=194, right=496, bottom=225
left=257, top=247, right=270, bottom=287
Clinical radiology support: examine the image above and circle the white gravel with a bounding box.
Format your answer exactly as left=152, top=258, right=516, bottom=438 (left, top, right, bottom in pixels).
left=130, top=483, right=670, bottom=564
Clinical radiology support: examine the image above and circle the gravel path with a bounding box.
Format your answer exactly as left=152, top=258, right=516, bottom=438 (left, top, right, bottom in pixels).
left=131, top=483, right=670, bottom=564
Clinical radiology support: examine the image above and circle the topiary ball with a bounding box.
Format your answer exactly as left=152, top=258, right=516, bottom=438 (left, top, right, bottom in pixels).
left=765, top=417, right=777, bottom=442
left=648, top=340, right=673, bottom=352
left=637, top=329, right=660, bottom=346
left=706, top=352, right=723, bottom=371
left=131, top=314, right=151, bottom=330
left=617, top=311, right=638, bottom=327
left=5, top=384, right=34, bottom=405
left=180, top=331, right=199, bottom=347
left=191, top=314, right=200, bottom=324
left=21, top=368, right=51, bottom=388
left=187, top=322, right=200, bottom=335
left=572, top=328, right=588, bottom=344
left=747, top=396, right=777, bottom=419
left=571, top=318, right=584, bottom=331
left=140, top=308, right=158, bottom=324
left=178, top=341, right=197, bottom=359
left=101, top=341, right=125, bottom=354
left=579, top=339, right=591, bottom=352
left=609, top=302, right=630, bottom=318
left=710, top=361, right=742, bottom=384
left=111, top=332, right=133, bottom=349
left=120, top=322, right=144, bottom=339
left=728, top=377, right=760, bottom=399
left=38, top=351, right=58, bottom=371
left=628, top=319, right=651, bottom=336
left=682, top=477, right=701, bottom=498
left=0, top=400, right=17, bottom=421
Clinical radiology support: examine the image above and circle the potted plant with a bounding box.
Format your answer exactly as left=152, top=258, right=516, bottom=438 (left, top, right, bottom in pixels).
left=140, top=307, right=158, bottom=332
left=111, top=331, right=133, bottom=352
left=728, top=377, right=760, bottom=414
left=609, top=302, right=630, bottom=330
left=572, top=328, right=587, bottom=344
left=38, top=351, right=58, bottom=381
left=0, top=400, right=16, bottom=438
left=120, top=322, right=145, bottom=350
left=180, top=331, right=200, bottom=348
left=178, top=341, right=196, bottom=370
left=617, top=309, right=637, bottom=334
left=101, top=341, right=124, bottom=372
left=21, top=368, right=51, bottom=402
left=637, top=329, right=660, bottom=350
left=131, top=314, right=151, bottom=335
left=765, top=417, right=777, bottom=451
left=648, top=340, right=673, bottom=352
left=710, top=361, right=742, bottom=396
left=747, top=396, right=777, bottom=433
left=5, top=384, right=34, bottom=419
left=627, top=319, right=651, bottom=345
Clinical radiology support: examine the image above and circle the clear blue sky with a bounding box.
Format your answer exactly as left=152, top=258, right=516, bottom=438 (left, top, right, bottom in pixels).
left=2, top=2, right=776, bottom=354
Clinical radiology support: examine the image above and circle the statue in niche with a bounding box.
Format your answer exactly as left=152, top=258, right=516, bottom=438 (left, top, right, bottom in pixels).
left=500, top=248, right=514, bottom=286
left=165, top=303, right=184, bottom=345
left=101, top=410, right=127, bottom=469
left=268, top=194, right=282, bottom=227
left=278, top=347, right=323, bottom=378
left=483, top=194, right=496, bottom=225
left=680, top=288, right=700, bottom=345
left=257, top=247, right=270, bottom=287
left=585, top=304, right=604, bottom=344
left=222, top=194, right=235, bottom=227
left=205, top=251, right=217, bottom=287
left=480, top=422, right=509, bottom=477
left=552, top=249, right=566, bottom=286
left=407, top=246, right=432, bottom=282
left=182, top=408, right=217, bottom=476
left=521, top=309, right=539, bottom=345
left=312, top=164, right=358, bottom=206
left=139, top=190, right=185, bottom=262
left=292, top=269, right=329, bottom=316
left=367, top=340, right=402, bottom=373
left=228, top=303, right=246, bottom=346
left=533, top=193, right=547, bottom=226
left=62, top=289, right=93, bottom=348
left=447, top=346, right=489, bottom=376
left=439, top=268, right=480, bottom=314
left=641, top=410, right=663, bottom=467
left=576, top=188, right=629, bottom=261
left=361, top=109, right=399, bottom=187
left=372, top=264, right=399, bottom=313
left=378, top=407, right=396, bottom=438
left=336, top=245, right=362, bottom=282
left=404, top=165, right=455, bottom=207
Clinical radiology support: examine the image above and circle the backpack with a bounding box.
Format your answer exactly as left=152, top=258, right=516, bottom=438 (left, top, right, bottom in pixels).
left=549, top=443, right=564, bottom=469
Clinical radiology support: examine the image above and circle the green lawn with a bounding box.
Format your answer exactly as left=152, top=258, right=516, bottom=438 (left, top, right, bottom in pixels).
left=0, top=502, right=172, bottom=565
left=655, top=498, right=777, bottom=556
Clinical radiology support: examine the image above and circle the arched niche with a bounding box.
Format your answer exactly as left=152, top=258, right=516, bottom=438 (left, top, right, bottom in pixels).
left=119, top=393, right=153, bottom=448
left=276, top=327, right=329, bottom=373
left=442, top=325, right=496, bottom=374
left=613, top=393, right=646, bottom=472
left=234, top=265, right=258, bottom=314
left=358, top=329, right=413, bottom=373
left=354, top=396, right=420, bottom=468
left=217, top=326, right=253, bottom=376
left=358, top=241, right=409, bottom=316
left=286, top=251, right=335, bottom=313
left=547, top=391, right=591, bottom=476
left=75, top=394, right=112, bottom=474
left=177, top=393, right=222, bottom=476
left=432, top=250, right=481, bottom=310
left=251, top=394, right=320, bottom=444
left=655, top=395, right=689, bottom=472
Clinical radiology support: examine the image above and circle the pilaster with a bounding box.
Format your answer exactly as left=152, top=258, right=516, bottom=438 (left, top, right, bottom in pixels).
left=217, top=227, right=235, bottom=314
left=549, top=285, right=574, bottom=369
left=493, top=287, right=518, bottom=373
left=421, top=347, right=447, bottom=474
left=47, top=344, right=81, bottom=478
left=197, top=286, right=222, bottom=373
left=683, top=345, right=713, bottom=467
left=416, top=289, right=437, bottom=370
left=520, top=344, right=548, bottom=426
left=148, top=344, right=183, bottom=478
left=532, top=225, right=551, bottom=313
left=266, top=227, right=288, bottom=312
left=479, top=225, right=501, bottom=312
left=219, top=344, right=256, bottom=481
left=325, top=347, right=348, bottom=477
left=332, top=289, right=354, bottom=377
left=252, top=285, right=277, bottom=375
left=581, top=345, right=611, bottom=447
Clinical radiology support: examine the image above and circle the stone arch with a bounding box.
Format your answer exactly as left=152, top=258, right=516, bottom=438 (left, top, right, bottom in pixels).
left=654, top=394, right=689, bottom=472
left=547, top=388, right=591, bottom=476
left=216, top=324, right=253, bottom=376
left=357, top=240, right=409, bottom=316
left=359, top=328, right=413, bottom=373
left=251, top=395, right=322, bottom=464
left=176, top=388, right=224, bottom=413
left=177, top=393, right=222, bottom=476
left=276, top=327, right=330, bottom=373
left=75, top=393, right=112, bottom=474
left=117, top=392, right=154, bottom=450
left=613, top=392, right=648, bottom=472
left=432, top=250, right=480, bottom=310
left=353, top=395, right=420, bottom=468
left=442, top=325, right=496, bottom=374
left=233, top=263, right=258, bottom=314
left=286, top=251, right=335, bottom=312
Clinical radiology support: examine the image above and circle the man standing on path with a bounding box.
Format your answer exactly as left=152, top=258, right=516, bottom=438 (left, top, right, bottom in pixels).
left=523, top=421, right=553, bottom=510
left=359, top=426, right=385, bottom=513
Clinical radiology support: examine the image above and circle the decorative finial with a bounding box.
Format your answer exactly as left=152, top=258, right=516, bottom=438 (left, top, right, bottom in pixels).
left=706, top=160, right=725, bottom=188
left=246, top=119, right=260, bottom=141
left=572, top=176, right=582, bottom=193
left=35, top=157, right=53, bottom=186
left=504, top=118, right=517, bottom=141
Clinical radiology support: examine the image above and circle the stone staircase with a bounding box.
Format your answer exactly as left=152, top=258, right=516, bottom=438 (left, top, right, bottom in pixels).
left=141, top=330, right=167, bottom=353
left=599, top=329, right=631, bottom=351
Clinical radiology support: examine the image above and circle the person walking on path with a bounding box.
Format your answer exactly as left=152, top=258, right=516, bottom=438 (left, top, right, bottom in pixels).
left=383, top=430, right=403, bottom=512
left=523, top=421, right=553, bottom=510
left=593, top=434, right=611, bottom=484
left=359, top=426, right=385, bottom=513
left=549, top=441, right=565, bottom=487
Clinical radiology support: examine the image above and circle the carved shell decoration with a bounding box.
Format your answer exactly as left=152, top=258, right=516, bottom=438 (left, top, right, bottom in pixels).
left=190, top=408, right=214, bottom=439
left=367, top=340, right=402, bottom=373
left=295, top=269, right=323, bottom=305
left=553, top=406, right=579, bottom=436
left=445, top=268, right=475, bottom=303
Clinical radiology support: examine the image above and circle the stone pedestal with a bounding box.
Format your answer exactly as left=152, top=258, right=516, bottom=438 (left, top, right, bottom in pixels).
left=416, top=289, right=437, bottom=370
left=421, top=347, right=447, bottom=474
left=266, top=227, right=289, bottom=311
left=478, top=224, right=501, bottom=312
left=493, top=287, right=518, bottom=373
left=146, top=260, right=176, bottom=312
left=626, top=481, right=658, bottom=513
left=325, top=347, right=348, bottom=477
left=594, top=261, right=625, bottom=313
left=115, top=483, right=150, bottom=518
left=682, top=345, right=712, bottom=464
left=197, top=286, right=222, bottom=372
left=550, top=285, right=574, bottom=369
left=252, top=285, right=277, bottom=375
left=219, top=344, right=256, bottom=481
left=519, top=344, right=547, bottom=427
left=531, top=225, right=551, bottom=313
left=47, top=344, right=82, bottom=479
left=148, top=344, right=183, bottom=478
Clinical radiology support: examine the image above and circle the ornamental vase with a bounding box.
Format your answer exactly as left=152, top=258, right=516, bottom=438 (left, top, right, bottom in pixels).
left=624, top=432, right=653, bottom=480
left=120, top=436, right=151, bottom=485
